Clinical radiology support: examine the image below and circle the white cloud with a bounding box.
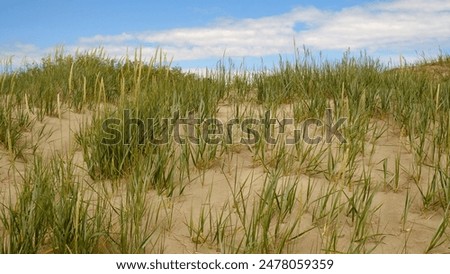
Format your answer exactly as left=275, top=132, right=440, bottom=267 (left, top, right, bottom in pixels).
left=2, top=0, right=450, bottom=68
left=296, top=1, right=450, bottom=52
left=0, top=43, right=48, bottom=67
left=79, top=33, right=135, bottom=44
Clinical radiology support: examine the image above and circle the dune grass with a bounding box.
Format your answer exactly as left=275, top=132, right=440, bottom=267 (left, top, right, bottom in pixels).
left=0, top=48, right=449, bottom=253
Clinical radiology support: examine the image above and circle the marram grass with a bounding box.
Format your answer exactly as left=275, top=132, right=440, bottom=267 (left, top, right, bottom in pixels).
left=0, top=48, right=450, bottom=253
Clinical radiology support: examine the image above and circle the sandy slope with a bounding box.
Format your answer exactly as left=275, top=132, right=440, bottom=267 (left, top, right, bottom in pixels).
left=0, top=103, right=449, bottom=254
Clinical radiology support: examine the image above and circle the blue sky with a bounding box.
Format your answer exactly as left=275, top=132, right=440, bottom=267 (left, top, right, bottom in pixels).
left=1, top=0, right=449, bottom=70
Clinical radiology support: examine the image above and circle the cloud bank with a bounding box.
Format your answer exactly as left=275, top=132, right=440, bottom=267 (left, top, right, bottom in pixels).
left=2, top=0, right=450, bottom=68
